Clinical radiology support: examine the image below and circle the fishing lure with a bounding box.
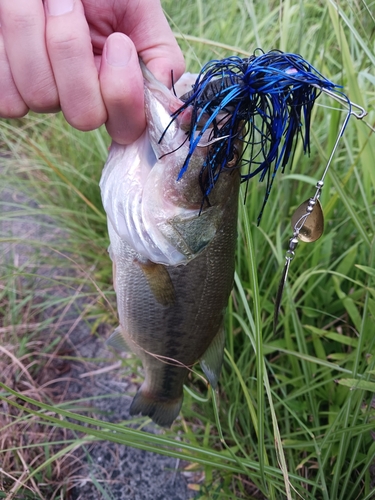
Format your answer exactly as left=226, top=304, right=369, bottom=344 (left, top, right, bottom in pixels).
left=167, top=49, right=366, bottom=331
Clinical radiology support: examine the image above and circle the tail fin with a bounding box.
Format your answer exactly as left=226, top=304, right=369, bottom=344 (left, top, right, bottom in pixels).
left=129, top=385, right=183, bottom=428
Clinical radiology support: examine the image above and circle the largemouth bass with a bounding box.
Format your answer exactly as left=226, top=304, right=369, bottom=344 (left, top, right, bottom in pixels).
left=100, top=63, right=241, bottom=427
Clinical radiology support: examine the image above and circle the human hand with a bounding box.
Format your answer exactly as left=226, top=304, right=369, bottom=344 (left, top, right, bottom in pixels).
left=0, top=0, right=185, bottom=143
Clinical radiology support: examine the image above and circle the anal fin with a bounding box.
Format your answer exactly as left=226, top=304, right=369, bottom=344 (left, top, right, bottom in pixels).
left=199, top=324, right=225, bottom=388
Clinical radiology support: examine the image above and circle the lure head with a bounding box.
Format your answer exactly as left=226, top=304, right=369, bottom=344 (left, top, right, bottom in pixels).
left=171, top=50, right=341, bottom=223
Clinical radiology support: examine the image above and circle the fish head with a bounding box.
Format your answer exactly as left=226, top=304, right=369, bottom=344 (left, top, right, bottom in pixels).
left=100, top=63, right=241, bottom=266
left=142, top=60, right=241, bottom=207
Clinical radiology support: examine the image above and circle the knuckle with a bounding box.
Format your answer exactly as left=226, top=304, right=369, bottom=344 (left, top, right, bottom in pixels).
left=7, top=11, right=38, bottom=32
left=0, top=98, right=28, bottom=118
left=24, top=84, right=59, bottom=113
left=65, top=106, right=106, bottom=132
left=47, top=32, right=84, bottom=58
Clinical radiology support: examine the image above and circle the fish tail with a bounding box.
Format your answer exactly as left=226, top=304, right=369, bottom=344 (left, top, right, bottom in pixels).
left=129, top=384, right=183, bottom=428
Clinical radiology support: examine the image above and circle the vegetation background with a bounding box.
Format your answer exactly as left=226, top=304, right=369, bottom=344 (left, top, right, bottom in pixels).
left=1, top=0, right=374, bottom=498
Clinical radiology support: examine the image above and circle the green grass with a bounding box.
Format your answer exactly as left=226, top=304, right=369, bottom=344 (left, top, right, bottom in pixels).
left=1, top=0, right=375, bottom=498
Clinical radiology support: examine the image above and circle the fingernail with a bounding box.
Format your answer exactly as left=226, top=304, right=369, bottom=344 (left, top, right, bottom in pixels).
left=47, top=0, right=74, bottom=16
left=106, top=34, right=132, bottom=67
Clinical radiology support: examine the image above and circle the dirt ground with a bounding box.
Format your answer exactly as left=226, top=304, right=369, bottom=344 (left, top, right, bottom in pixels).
left=1, top=174, right=195, bottom=499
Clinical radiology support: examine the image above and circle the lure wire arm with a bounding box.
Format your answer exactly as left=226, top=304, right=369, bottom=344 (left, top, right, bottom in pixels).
left=273, top=92, right=367, bottom=334
left=315, top=86, right=368, bottom=120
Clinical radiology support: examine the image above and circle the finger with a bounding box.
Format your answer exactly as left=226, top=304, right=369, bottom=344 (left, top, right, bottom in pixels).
left=116, top=0, right=185, bottom=88
left=0, top=0, right=59, bottom=113
left=99, top=34, right=145, bottom=144
left=45, top=0, right=107, bottom=131
left=0, top=30, right=28, bottom=118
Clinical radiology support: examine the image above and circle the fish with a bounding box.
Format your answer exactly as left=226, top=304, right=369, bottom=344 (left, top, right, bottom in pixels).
left=99, top=62, right=241, bottom=427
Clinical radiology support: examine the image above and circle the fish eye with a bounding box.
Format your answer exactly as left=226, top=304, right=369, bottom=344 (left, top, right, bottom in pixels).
left=227, top=149, right=239, bottom=168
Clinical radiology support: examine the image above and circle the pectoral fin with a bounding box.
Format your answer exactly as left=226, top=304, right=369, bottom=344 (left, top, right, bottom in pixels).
left=199, top=324, right=225, bottom=388
left=106, top=326, right=129, bottom=352
left=136, top=260, right=175, bottom=306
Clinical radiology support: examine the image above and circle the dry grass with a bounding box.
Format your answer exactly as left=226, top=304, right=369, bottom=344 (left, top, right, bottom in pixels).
left=0, top=270, right=92, bottom=499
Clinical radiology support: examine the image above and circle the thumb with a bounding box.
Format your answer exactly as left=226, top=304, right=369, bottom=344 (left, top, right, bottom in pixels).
left=99, top=33, right=145, bottom=144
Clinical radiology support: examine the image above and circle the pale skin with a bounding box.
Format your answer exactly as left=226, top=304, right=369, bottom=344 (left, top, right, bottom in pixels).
left=0, top=0, right=185, bottom=144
